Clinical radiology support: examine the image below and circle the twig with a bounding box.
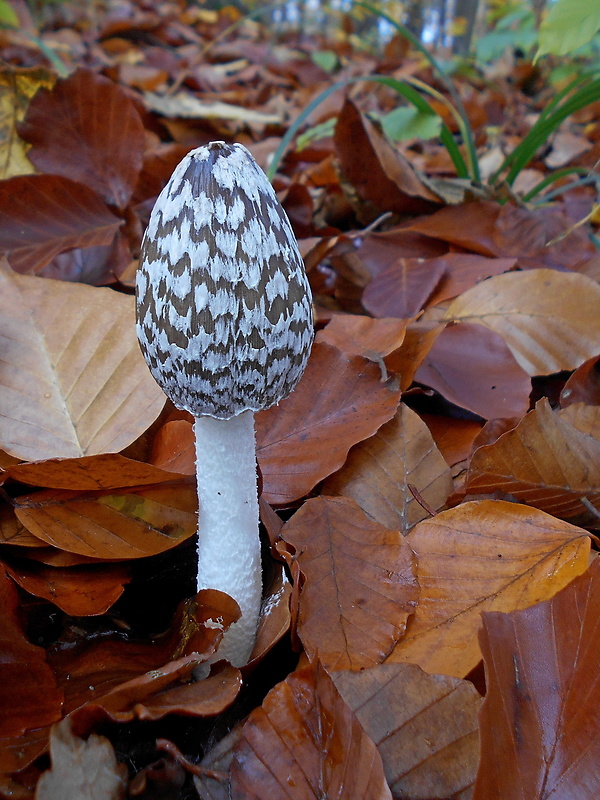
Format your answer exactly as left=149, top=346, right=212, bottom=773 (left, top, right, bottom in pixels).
left=155, top=739, right=229, bottom=783
left=407, top=484, right=437, bottom=517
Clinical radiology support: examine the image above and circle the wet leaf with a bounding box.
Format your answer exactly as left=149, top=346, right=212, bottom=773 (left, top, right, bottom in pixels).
left=323, top=403, right=452, bottom=534
left=256, top=343, right=402, bottom=504
left=20, top=68, right=145, bottom=209
left=278, top=496, right=418, bottom=670
left=466, top=399, right=600, bottom=520
left=415, top=322, right=531, bottom=419
left=0, top=565, right=63, bottom=737
left=0, top=265, right=165, bottom=461
left=444, top=269, right=600, bottom=375
left=231, top=662, right=392, bottom=799
left=334, top=663, right=482, bottom=800
left=388, top=500, right=590, bottom=677
left=0, top=178, right=122, bottom=275
left=474, top=560, right=600, bottom=800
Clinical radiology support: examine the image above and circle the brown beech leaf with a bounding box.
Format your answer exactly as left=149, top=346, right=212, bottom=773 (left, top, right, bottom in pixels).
left=247, top=564, right=292, bottom=666
left=444, top=269, right=600, bottom=376
left=278, top=496, right=418, bottom=670
left=150, top=419, right=195, bottom=475
left=35, top=717, right=127, bottom=800
left=323, top=403, right=452, bottom=534
left=415, top=322, right=531, bottom=419
left=4, top=560, right=131, bottom=616
left=335, top=98, right=440, bottom=217
left=0, top=265, right=166, bottom=461
left=362, top=256, right=447, bottom=318
left=0, top=566, right=63, bottom=738
left=20, top=68, right=145, bottom=208
left=230, top=661, right=392, bottom=800
left=406, top=201, right=502, bottom=255
left=425, top=254, right=517, bottom=306
left=0, top=178, right=122, bottom=275
left=466, top=399, right=600, bottom=520
left=560, top=354, right=600, bottom=408
left=0, top=504, right=43, bottom=546
left=386, top=318, right=444, bottom=391
left=15, top=480, right=197, bottom=559
left=334, top=662, right=482, bottom=800
left=420, top=413, right=484, bottom=467
left=388, top=500, right=590, bottom=677
left=315, top=315, right=409, bottom=359
left=474, top=560, right=600, bottom=800
left=256, top=343, right=402, bottom=505
left=3, top=454, right=185, bottom=491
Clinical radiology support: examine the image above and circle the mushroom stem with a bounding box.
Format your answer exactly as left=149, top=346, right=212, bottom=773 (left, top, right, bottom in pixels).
left=194, top=409, right=261, bottom=666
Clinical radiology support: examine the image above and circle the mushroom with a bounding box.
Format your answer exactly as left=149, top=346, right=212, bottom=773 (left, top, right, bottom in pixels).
left=135, top=142, right=313, bottom=666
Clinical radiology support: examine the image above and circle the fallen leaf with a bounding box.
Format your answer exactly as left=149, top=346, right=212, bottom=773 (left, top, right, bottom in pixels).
left=256, top=343, right=402, bottom=504
left=0, top=265, right=165, bottom=461
left=15, top=480, right=197, bottom=559
left=334, top=662, right=482, bottom=800
left=230, top=662, right=392, bottom=799
left=323, top=403, right=452, bottom=534
left=387, top=500, right=590, bottom=677
left=0, top=565, right=63, bottom=738
left=0, top=66, right=55, bottom=179
left=0, top=178, right=122, bottom=275
left=560, top=354, right=600, bottom=408
left=407, top=201, right=501, bottom=255
left=19, top=68, right=145, bottom=208
left=143, top=91, right=282, bottom=126
left=278, top=496, right=418, bottom=670
left=474, top=560, right=600, bottom=800
left=315, top=315, right=409, bottom=359
left=362, top=256, right=447, bottom=318
left=415, top=322, right=531, bottom=419
left=445, top=269, right=600, bottom=375
left=466, top=399, right=600, bottom=520
left=35, top=717, right=127, bottom=800
left=420, top=413, right=484, bottom=467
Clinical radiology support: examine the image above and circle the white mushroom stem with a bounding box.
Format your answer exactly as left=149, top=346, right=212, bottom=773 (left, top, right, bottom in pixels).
left=194, top=408, right=262, bottom=667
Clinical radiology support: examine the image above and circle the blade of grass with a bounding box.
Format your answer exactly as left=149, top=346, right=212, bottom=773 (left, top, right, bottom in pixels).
left=522, top=167, right=589, bottom=202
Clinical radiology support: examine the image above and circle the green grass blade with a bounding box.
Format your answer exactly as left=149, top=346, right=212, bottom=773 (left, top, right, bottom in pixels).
left=521, top=167, right=589, bottom=201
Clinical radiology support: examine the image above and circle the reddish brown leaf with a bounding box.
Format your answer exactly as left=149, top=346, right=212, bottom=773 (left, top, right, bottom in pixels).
left=415, top=322, right=531, bottom=419
left=20, top=68, right=145, bottom=208
left=474, top=560, right=600, bottom=800
left=35, top=718, right=127, bottom=800
left=150, top=419, right=195, bottom=475
left=0, top=566, right=63, bottom=738
left=0, top=178, right=121, bottom=275
left=256, top=343, right=402, bottom=504
left=334, top=663, right=482, bottom=800
left=315, top=315, right=409, bottom=359
left=247, top=564, right=292, bottom=666
left=425, top=253, right=517, bottom=306
left=323, top=403, right=452, bottom=534
left=362, top=256, right=447, bottom=318
left=4, top=560, right=131, bottom=616
left=407, top=201, right=502, bottom=256
left=389, top=500, right=590, bottom=677
left=420, top=413, right=484, bottom=467
left=231, top=662, right=392, bottom=800
left=4, top=454, right=185, bottom=491
left=560, top=354, right=600, bottom=408
left=466, top=399, right=600, bottom=520
left=386, top=318, right=444, bottom=391
left=15, top=480, right=197, bottom=559
left=278, top=496, right=418, bottom=670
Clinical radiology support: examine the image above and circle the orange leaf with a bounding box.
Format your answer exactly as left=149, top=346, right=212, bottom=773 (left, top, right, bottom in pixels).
left=388, top=500, right=590, bottom=677
left=278, top=496, right=418, bottom=670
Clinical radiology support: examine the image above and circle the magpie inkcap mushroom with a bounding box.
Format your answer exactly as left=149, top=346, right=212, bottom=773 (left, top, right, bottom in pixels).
left=136, top=141, right=313, bottom=665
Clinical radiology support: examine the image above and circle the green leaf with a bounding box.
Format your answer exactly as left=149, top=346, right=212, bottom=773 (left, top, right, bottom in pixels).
left=0, top=0, right=18, bottom=28
left=378, top=106, right=442, bottom=142
left=297, top=117, right=337, bottom=150
left=537, top=0, right=600, bottom=58
left=311, top=50, right=338, bottom=73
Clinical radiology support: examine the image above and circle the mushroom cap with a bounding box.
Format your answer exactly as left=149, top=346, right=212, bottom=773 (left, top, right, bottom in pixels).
left=136, top=142, right=313, bottom=419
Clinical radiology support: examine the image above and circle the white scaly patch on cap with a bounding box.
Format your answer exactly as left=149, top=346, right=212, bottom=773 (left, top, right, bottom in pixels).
left=136, top=141, right=313, bottom=419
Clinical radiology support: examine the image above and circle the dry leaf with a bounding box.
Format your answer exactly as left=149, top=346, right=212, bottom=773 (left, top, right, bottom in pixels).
left=0, top=265, right=165, bottom=461
left=444, top=269, right=600, bottom=375
left=466, top=399, right=600, bottom=520
left=278, top=496, right=418, bottom=670
left=323, top=403, right=452, bottom=534
left=334, top=662, right=482, bottom=800
left=388, top=500, right=590, bottom=677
